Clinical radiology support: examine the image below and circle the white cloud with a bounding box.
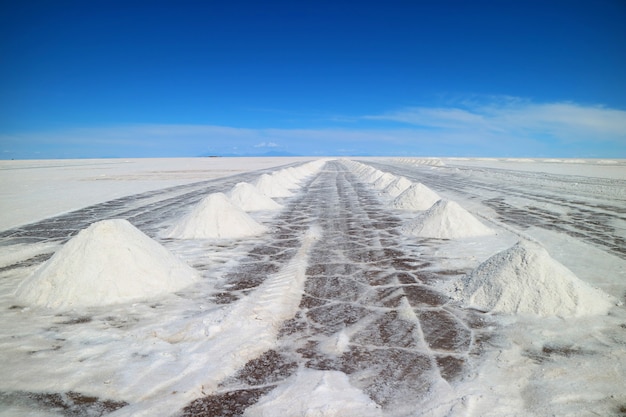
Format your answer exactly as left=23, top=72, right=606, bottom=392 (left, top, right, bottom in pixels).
left=254, top=141, right=279, bottom=148
left=365, top=99, right=626, bottom=145
left=2, top=97, right=625, bottom=158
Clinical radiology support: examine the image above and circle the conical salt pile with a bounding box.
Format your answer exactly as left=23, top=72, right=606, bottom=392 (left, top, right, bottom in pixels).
left=363, top=169, right=384, bottom=183
left=372, top=172, right=397, bottom=190
left=15, top=219, right=199, bottom=310
left=165, top=193, right=267, bottom=239
left=254, top=174, right=293, bottom=198
left=453, top=240, right=615, bottom=317
left=402, top=199, right=494, bottom=239
left=391, top=183, right=441, bottom=210
left=229, top=182, right=283, bottom=211
left=271, top=171, right=299, bottom=190
left=382, top=177, right=413, bottom=198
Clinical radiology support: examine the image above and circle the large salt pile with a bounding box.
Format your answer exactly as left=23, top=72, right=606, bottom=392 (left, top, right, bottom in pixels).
left=453, top=240, right=615, bottom=317
left=229, top=182, right=283, bottom=211
left=372, top=172, right=397, bottom=190
left=402, top=199, right=494, bottom=239
left=382, top=176, right=413, bottom=198
left=165, top=193, right=267, bottom=239
left=254, top=174, right=293, bottom=198
left=391, top=183, right=441, bottom=210
left=15, top=219, right=199, bottom=310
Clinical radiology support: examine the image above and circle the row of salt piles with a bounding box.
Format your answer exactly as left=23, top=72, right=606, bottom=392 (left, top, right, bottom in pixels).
left=14, top=160, right=326, bottom=310
left=341, top=159, right=617, bottom=318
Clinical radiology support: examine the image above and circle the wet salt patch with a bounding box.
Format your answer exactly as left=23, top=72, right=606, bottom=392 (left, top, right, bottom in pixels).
left=453, top=240, right=616, bottom=317
left=14, top=219, right=199, bottom=310
left=228, top=182, right=283, bottom=212
left=402, top=199, right=495, bottom=239
left=164, top=193, right=267, bottom=239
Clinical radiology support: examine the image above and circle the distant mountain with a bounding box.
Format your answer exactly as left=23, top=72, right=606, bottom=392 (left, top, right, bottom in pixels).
left=200, top=150, right=301, bottom=157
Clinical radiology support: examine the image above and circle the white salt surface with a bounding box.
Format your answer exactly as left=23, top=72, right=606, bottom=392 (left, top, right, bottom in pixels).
left=165, top=192, right=267, bottom=239
left=14, top=219, right=199, bottom=310
left=402, top=199, right=495, bottom=239
left=228, top=182, right=283, bottom=212
left=453, top=240, right=616, bottom=317
left=1, top=157, right=625, bottom=417
left=391, top=182, right=441, bottom=210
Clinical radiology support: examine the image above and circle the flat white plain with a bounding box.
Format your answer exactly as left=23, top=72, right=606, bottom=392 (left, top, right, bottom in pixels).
left=0, top=157, right=624, bottom=417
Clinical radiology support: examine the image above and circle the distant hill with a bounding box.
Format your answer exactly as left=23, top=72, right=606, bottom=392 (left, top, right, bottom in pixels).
left=200, top=150, right=301, bottom=157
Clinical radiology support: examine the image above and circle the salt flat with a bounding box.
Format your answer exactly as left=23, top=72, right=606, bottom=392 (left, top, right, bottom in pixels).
left=0, top=157, right=624, bottom=416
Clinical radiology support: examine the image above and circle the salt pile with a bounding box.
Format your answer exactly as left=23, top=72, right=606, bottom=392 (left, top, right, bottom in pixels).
left=254, top=174, right=293, bottom=198
left=363, top=169, right=384, bottom=183
left=402, top=199, right=494, bottom=238
left=453, top=240, right=615, bottom=317
left=392, top=183, right=441, bottom=210
left=14, top=219, right=199, bottom=310
left=372, top=172, right=397, bottom=190
left=382, top=176, right=413, bottom=198
left=229, top=182, right=283, bottom=211
left=165, top=193, right=267, bottom=239
left=244, top=369, right=382, bottom=417
left=271, top=171, right=298, bottom=190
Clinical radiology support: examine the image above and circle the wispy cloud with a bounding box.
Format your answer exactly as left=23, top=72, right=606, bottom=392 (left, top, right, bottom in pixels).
left=1, top=97, right=625, bottom=158
left=254, top=141, right=279, bottom=148
left=365, top=99, right=626, bottom=146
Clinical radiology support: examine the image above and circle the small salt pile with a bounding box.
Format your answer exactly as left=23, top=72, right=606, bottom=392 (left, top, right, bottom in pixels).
left=363, top=169, right=384, bottom=183
left=271, top=171, right=299, bottom=190
left=254, top=174, right=293, bottom=198
left=382, top=176, right=413, bottom=198
left=402, top=199, right=494, bottom=239
left=244, top=369, right=382, bottom=417
left=372, top=172, right=397, bottom=190
left=391, top=183, right=441, bottom=210
left=228, top=182, right=283, bottom=211
left=165, top=193, right=267, bottom=239
left=453, top=240, right=615, bottom=317
left=15, top=219, right=199, bottom=310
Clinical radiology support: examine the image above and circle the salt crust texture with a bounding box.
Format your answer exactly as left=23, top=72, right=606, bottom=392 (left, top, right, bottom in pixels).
left=15, top=219, right=199, bottom=310
left=455, top=240, right=615, bottom=317
left=382, top=176, right=413, bottom=198
left=391, top=182, right=441, bottom=211
left=228, top=182, right=283, bottom=211
left=402, top=199, right=494, bottom=239
left=243, top=369, right=382, bottom=417
left=165, top=193, right=267, bottom=239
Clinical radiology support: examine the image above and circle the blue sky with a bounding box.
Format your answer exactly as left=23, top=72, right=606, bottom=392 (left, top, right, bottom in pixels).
left=1, top=0, right=625, bottom=158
